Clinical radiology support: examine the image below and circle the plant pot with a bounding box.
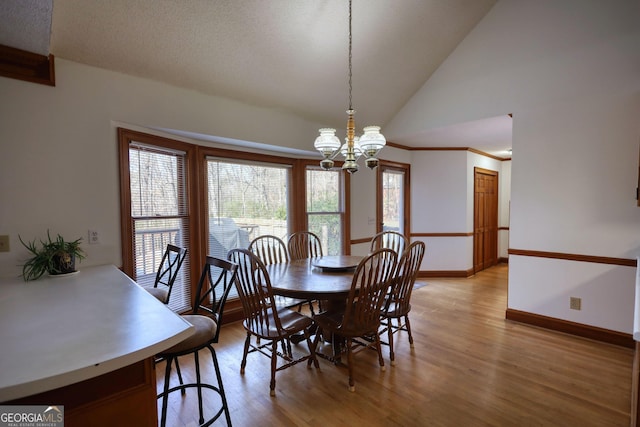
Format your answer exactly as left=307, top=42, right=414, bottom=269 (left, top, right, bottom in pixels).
left=51, top=253, right=76, bottom=275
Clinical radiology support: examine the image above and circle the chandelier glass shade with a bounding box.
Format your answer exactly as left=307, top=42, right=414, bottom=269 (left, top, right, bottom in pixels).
left=313, top=0, right=386, bottom=173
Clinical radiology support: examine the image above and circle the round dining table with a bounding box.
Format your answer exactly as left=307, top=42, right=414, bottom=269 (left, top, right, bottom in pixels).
left=265, top=255, right=364, bottom=362
left=265, top=255, right=363, bottom=301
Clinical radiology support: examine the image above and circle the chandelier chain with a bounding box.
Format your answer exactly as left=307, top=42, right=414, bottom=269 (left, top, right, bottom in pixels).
left=348, top=0, right=353, bottom=111
left=313, top=0, right=385, bottom=173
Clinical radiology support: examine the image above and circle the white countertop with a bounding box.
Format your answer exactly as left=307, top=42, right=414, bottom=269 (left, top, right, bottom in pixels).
left=0, top=264, right=195, bottom=401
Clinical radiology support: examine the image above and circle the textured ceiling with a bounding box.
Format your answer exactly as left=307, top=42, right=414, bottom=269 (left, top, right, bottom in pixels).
left=1, top=0, right=511, bottom=156
left=0, top=0, right=52, bottom=55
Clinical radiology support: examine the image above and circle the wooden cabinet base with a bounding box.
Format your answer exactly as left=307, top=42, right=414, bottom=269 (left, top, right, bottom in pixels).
left=7, top=358, right=158, bottom=427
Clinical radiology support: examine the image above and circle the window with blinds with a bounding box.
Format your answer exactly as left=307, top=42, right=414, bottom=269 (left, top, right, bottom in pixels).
left=306, top=167, right=344, bottom=255
left=119, top=129, right=359, bottom=318
left=129, top=143, right=191, bottom=313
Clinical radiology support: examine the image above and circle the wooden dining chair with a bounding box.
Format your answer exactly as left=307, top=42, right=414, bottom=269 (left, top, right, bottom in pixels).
left=287, top=231, right=323, bottom=260
left=286, top=231, right=324, bottom=315
left=228, top=248, right=319, bottom=396
left=248, top=234, right=289, bottom=265
left=157, top=256, right=237, bottom=427
left=146, top=244, right=187, bottom=305
left=249, top=234, right=311, bottom=316
left=310, top=248, right=397, bottom=392
left=379, top=241, right=425, bottom=366
left=370, top=230, right=408, bottom=256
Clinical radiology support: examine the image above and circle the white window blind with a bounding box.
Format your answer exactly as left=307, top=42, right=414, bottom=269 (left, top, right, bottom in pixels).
left=129, top=143, right=191, bottom=312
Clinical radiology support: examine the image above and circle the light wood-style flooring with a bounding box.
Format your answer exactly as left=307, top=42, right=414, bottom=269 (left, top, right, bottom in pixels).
left=156, top=264, right=634, bottom=426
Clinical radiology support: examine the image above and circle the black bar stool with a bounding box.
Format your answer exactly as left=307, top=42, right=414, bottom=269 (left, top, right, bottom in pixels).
left=157, top=256, right=237, bottom=426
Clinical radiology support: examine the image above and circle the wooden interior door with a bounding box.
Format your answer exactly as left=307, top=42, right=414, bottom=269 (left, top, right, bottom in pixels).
left=473, top=168, right=498, bottom=273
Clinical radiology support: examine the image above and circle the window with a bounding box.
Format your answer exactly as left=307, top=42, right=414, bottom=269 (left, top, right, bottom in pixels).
left=381, top=169, right=404, bottom=232
left=126, top=142, right=192, bottom=312
left=377, top=163, right=410, bottom=238
left=119, top=129, right=353, bottom=316
left=306, top=167, right=344, bottom=255
left=206, top=158, right=290, bottom=251
left=206, top=159, right=290, bottom=296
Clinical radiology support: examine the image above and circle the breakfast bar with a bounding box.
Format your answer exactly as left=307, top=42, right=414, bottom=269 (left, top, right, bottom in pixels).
left=0, top=264, right=194, bottom=426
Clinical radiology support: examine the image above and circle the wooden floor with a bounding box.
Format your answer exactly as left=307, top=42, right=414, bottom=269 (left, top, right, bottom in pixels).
left=156, top=264, right=634, bottom=426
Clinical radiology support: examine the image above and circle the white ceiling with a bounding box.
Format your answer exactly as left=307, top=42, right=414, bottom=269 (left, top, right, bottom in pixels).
left=0, top=0, right=512, bottom=157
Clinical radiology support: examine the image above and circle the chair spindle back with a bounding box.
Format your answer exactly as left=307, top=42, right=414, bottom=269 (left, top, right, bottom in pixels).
left=342, top=248, right=397, bottom=335
left=228, top=248, right=282, bottom=336
left=287, top=231, right=323, bottom=260
left=248, top=235, right=289, bottom=265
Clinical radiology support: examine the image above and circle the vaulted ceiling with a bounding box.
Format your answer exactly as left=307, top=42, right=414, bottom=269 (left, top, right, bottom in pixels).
left=0, top=0, right=512, bottom=157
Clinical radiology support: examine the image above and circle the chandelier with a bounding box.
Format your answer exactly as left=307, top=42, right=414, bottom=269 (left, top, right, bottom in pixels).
left=313, top=0, right=386, bottom=173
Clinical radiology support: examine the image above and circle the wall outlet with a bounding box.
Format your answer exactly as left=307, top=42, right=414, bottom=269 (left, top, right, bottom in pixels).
left=0, top=235, right=9, bottom=252
left=570, top=296, right=582, bottom=310
left=88, top=229, right=100, bottom=245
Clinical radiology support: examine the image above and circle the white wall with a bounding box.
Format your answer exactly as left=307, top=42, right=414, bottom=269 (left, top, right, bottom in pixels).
left=349, top=163, right=378, bottom=257
left=386, top=0, right=640, bottom=333
left=0, top=58, right=411, bottom=279
left=0, top=59, right=326, bottom=278
left=348, top=144, right=412, bottom=257
left=405, top=149, right=509, bottom=272
left=411, top=150, right=468, bottom=270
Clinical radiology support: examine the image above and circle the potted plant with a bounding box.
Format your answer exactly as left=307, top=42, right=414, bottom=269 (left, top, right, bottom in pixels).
left=19, top=230, right=86, bottom=281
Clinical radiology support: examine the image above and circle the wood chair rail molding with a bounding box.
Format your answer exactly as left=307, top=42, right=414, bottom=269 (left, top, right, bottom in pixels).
left=411, top=232, right=474, bottom=237
left=350, top=237, right=372, bottom=245
left=509, top=248, right=637, bottom=267
left=353, top=229, right=511, bottom=243
left=352, top=232, right=479, bottom=245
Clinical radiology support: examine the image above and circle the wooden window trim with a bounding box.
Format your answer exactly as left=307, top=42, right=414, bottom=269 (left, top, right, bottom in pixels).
left=117, top=128, right=199, bottom=292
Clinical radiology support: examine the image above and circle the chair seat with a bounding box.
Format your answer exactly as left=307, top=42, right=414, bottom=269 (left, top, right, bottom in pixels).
left=382, top=301, right=411, bottom=318
left=313, top=310, right=342, bottom=330
left=276, top=295, right=309, bottom=309
left=147, top=287, right=168, bottom=303
left=314, top=310, right=376, bottom=338
left=160, top=315, right=217, bottom=355
left=244, top=306, right=313, bottom=340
